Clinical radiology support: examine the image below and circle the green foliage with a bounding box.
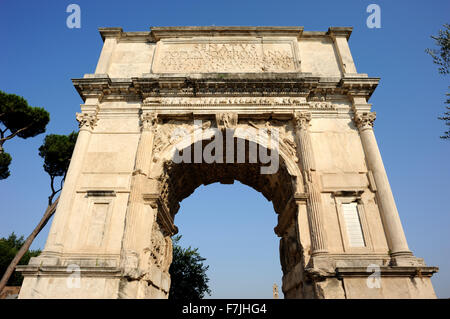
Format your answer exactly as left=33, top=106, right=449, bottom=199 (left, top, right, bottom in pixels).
left=0, top=233, right=40, bottom=286
left=426, top=24, right=450, bottom=75
left=426, top=24, right=450, bottom=139
left=169, top=235, right=211, bottom=300
left=0, top=152, right=12, bottom=180
left=438, top=94, right=450, bottom=139
left=38, top=132, right=78, bottom=178
left=0, top=91, right=50, bottom=140
left=38, top=132, right=78, bottom=204
left=0, top=90, right=50, bottom=179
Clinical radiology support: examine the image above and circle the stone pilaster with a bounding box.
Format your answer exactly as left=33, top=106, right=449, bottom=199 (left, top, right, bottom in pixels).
left=120, top=111, right=160, bottom=277
left=43, top=110, right=98, bottom=255
left=293, top=111, right=328, bottom=256
left=354, top=111, right=412, bottom=258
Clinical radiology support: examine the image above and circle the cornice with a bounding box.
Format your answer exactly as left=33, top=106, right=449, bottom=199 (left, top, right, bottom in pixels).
left=97, top=26, right=354, bottom=43
left=16, top=265, right=122, bottom=277
left=335, top=266, right=439, bottom=278
left=72, top=74, right=379, bottom=102
left=150, top=26, right=304, bottom=41
left=327, top=27, right=353, bottom=40
left=341, top=77, right=380, bottom=98
left=98, top=27, right=123, bottom=41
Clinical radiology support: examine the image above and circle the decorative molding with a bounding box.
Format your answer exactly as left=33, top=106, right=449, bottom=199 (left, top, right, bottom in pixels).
left=144, top=96, right=306, bottom=106
left=96, top=26, right=356, bottom=44
left=354, top=111, right=376, bottom=130
left=216, top=112, right=238, bottom=130
left=15, top=265, right=121, bottom=278
left=76, top=112, right=98, bottom=130
left=308, top=101, right=334, bottom=110
left=293, top=111, right=312, bottom=130
left=294, top=192, right=308, bottom=201
left=150, top=26, right=304, bottom=41
left=327, top=27, right=353, bottom=40
left=335, top=266, right=439, bottom=278
left=72, top=75, right=379, bottom=102
left=140, top=111, right=160, bottom=131
left=98, top=27, right=123, bottom=42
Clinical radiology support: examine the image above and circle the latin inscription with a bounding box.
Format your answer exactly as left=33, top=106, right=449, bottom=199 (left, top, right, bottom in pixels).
left=156, top=42, right=297, bottom=72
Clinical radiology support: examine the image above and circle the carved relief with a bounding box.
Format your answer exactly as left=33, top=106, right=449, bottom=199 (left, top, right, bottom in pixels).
left=216, top=112, right=238, bottom=130
left=152, top=124, right=174, bottom=162
left=306, top=94, right=334, bottom=110
left=293, top=111, right=312, bottom=131
left=354, top=111, right=376, bottom=130
left=242, top=119, right=298, bottom=163
left=149, top=220, right=173, bottom=273
left=76, top=112, right=98, bottom=130
left=283, top=138, right=299, bottom=163
left=152, top=121, right=192, bottom=163
left=156, top=42, right=296, bottom=73
left=151, top=119, right=214, bottom=164
left=144, top=97, right=305, bottom=106
left=280, top=225, right=302, bottom=274
left=141, top=111, right=160, bottom=131
left=309, top=101, right=334, bottom=110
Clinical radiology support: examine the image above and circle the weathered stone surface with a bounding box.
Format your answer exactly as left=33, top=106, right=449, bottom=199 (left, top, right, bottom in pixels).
left=153, top=40, right=299, bottom=73
left=17, top=26, right=437, bottom=299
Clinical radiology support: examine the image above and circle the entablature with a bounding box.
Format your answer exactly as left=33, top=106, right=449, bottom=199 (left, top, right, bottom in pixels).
left=72, top=73, right=379, bottom=103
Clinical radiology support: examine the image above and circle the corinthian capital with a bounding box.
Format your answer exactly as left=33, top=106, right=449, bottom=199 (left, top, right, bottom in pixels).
left=293, top=111, right=312, bottom=130
left=141, top=111, right=160, bottom=131
left=76, top=112, right=97, bottom=130
left=354, top=111, right=376, bottom=130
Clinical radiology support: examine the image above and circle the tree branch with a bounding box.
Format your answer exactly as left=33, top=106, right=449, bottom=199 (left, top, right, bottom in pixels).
left=0, top=124, right=31, bottom=144
left=48, top=175, right=56, bottom=206
left=60, top=176, right=65, bottom=191
left=0, top=196, right=60, bottom=293
left=48, top=188, right=61, bottom=206
left=0, top=127, right=7, bottom=140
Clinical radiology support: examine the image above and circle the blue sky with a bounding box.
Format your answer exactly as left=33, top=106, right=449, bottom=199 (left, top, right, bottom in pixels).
left=0, top=0, right=449, bottom=298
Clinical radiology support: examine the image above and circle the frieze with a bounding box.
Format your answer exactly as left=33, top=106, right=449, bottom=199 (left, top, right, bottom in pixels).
left=143, top=97, right=306, bottom=106
left=142, top=97, right=335, bottom=110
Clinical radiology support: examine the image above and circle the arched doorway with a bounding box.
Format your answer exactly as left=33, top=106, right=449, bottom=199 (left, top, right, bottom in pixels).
left=119, top=128, right=310, bottom=299
left=174, top=181, right=284, bottom=298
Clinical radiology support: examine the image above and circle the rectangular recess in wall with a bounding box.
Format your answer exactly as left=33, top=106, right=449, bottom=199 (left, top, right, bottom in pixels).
left=86, top=202, right=109, bottom=247
left=342, top=202, right=365, bottom=247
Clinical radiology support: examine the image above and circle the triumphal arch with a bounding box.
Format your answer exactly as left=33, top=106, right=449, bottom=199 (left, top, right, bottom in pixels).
left=18, top=26, right=438, bottom=298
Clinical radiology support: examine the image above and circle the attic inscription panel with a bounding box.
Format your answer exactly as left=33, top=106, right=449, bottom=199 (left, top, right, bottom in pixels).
left=152, top=38, right=300, bottom=73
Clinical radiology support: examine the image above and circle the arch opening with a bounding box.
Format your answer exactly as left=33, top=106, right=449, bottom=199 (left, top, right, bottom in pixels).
left=174, top=181, right=286, bottom=298
left=151, top=135, right=307, bottom=298
left=158, top=136, right=299, bottom=218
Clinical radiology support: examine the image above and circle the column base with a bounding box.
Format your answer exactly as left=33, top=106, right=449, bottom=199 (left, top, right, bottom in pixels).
left=390, top=253, right=426, bottom=267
